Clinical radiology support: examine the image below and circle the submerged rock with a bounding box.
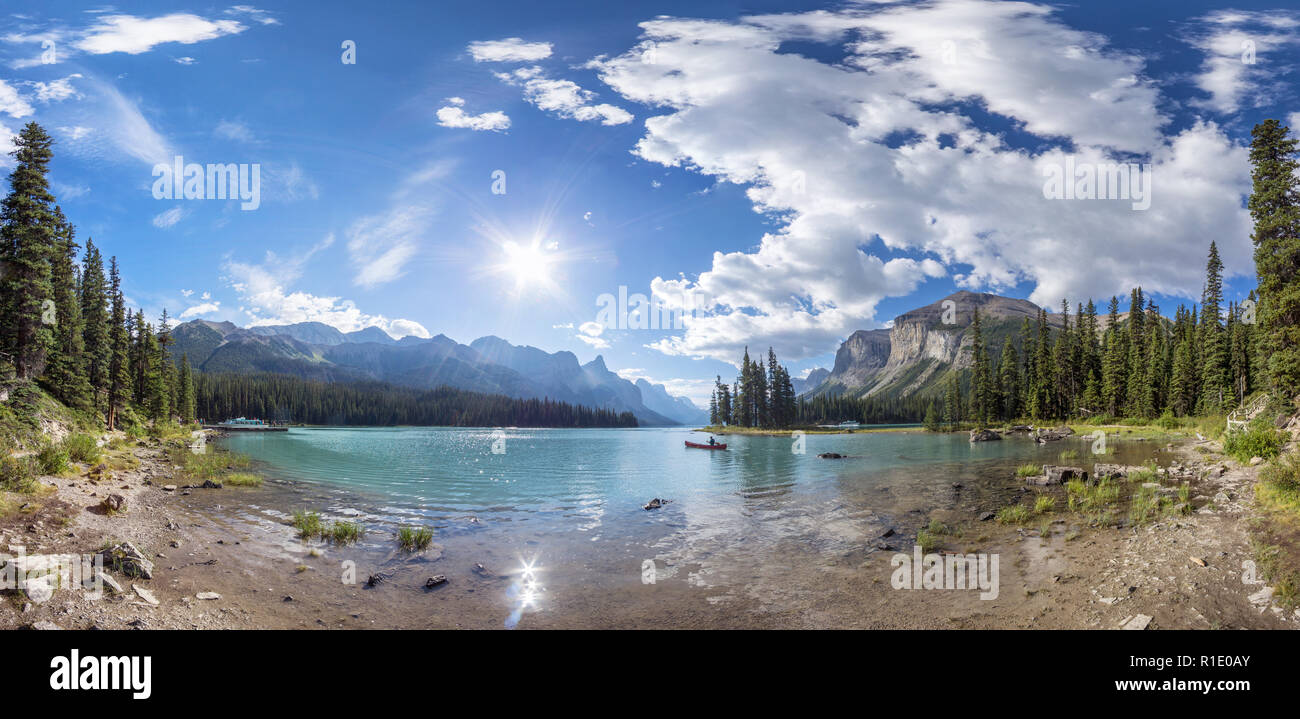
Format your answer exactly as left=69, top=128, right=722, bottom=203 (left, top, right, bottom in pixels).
left=969, top=428, right=1002, bottom=442
left=425, top=575, right=448, bottom=589
left=818, top=452, right=845, bottom=459
left=643, top=498, right=672, bottom=510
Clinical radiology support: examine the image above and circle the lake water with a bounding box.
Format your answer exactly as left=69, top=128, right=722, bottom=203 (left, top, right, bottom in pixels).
left=215, top=426, right=1174, bottom=628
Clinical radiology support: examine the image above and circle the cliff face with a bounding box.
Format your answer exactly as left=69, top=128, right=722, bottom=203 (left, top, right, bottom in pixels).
left=816, top=291, right=1058, bottom=400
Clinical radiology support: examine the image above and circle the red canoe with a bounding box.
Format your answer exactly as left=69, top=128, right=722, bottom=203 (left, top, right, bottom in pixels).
left=685, top=440, right=727, bottom=450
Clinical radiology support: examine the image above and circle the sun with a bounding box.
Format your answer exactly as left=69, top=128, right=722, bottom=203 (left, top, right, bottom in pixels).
left=500, top=240, right=554, bottom=289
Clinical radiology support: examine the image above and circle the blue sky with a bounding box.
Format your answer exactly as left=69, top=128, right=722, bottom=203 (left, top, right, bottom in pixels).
left=1, top=1, right=1297, bottom=405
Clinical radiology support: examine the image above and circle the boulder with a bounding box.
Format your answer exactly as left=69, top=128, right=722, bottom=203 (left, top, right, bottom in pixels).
left=99, top=542, right=154, bottom=580
left=969, top=428, right=1002, bottom=442
left=425, top=575, right=448, bottom=589
left=643, top=498, right=672, bottom=510
left=817, top=452, right=845, bottom=459
left=1093, top=463, right=1143, bottom=480
left=102, top=494, right=126, bottom=513
left=1027, top=465, right=1088, bottom=486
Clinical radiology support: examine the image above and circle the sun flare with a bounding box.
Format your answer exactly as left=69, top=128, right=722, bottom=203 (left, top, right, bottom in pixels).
left=500, top=240, right=554, bottom=289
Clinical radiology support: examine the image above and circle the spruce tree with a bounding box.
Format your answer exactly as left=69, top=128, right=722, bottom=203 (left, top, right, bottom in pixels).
left=1197, top=242, right=1230, bottom=412
left=178, top=354, right=196, bottom=423
left=44, top=207, right=92, bottom=409
left=106, top=258, right=132, bottom=429
left=79, top=237, right=110, bottom=411
left=0, top=123, right=58, bottom=379
left=1248, top=119, right=1300, bottom=400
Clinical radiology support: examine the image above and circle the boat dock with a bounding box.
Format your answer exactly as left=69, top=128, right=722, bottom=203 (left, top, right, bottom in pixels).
left=202, top=417, right=289, bottom=432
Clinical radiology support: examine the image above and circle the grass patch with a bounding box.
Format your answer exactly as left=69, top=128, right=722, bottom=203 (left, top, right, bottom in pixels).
left=916, top=528, right=940, bottom=554
left=326, top=521, right=364, bottom=545
left=291, top=510, right=322, bottom=540
left=1015, top=463, right=1041, bottom=478
left=0, top=455, right=40, bottom=493
left=1034, top=495, right=1056, bottom=514
left=1058, top=448, right=1079, bottom=461
left=223, top=472, right=263, bottom=487
left=166, top=445, right=253, bottom=481
left=1251, top=540, right=1300, bottom=609
left=397, top=526, right=434, bottom=551
left=996, top=504, right=1030, bottom=525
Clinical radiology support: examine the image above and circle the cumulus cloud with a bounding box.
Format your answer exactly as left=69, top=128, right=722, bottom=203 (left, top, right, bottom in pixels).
left=582, top=0, right=1255, bottom=362
left=495, top=66, right=632, bottom=125
left=76, top=13, right=246, bottom=55
left=0, top=79, right=33, bottom=118
left=436, top=97, right=510, bottom=131
left=30, top=74, right=82, bottom=103
left=468, top=37, right=553, bottom=63
left=224, top=237, right=431, bottom=339
left=180, top=301, right=220, bottom=318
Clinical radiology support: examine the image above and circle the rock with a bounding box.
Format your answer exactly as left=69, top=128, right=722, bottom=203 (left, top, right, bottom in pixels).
left=102, top=494, right=126, bottom=513
left=1033, top=426, right=1073, bottom=443
left=969, top=428, right=1002, bottom=442
left=29, top=620, right=62, bottom=630
left=1249, top=456, right=1264, bottom=466
left=1027, top=466, right=1088, bottom=486
left=424, top=575, right=448, bottom=589
left=1190, top=556, right=1206, bottom=567
left=99, top=542, right=155, bottom=580
left=200, top=479, right=223, bottom=489
left=196, top=592, right=221, bottom=600
left=282, top=595, right=294, bottom=602
left=880, top=527, right=895, bottom=538
left=366, top=573, right=387, bottom=587
left=170, top=540, right=181, bottom=548
left=472, top=563, right=504, bottom=579
left=978, top=512, right=996, bottom=521
left=1122, top=614, right=1152, bottom=630
left=817, top=452, right=845, bottom=459
left=132, top=584, right=160, bottom=606
left=1008, top=425, right=1033, bottom=433
left=83, top=570, right=124, bottom=595
left=643, top=498, right=665, bottom=510
left=1093, top=463, right=1142, bottom=480
left=161, top=484, right=177, bottom=492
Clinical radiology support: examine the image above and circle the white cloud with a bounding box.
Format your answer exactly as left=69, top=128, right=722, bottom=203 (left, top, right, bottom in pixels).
left=345, top=205, right=431, bottom=288
left=575, top=321, right=610, bottom=349
left=583, top=0, right=1255, bottom=363
left=467, top=38, right=553, bottom=63
left=152, top=206, right=186, bottom=229
left=226, top=5, right=280, bottom=26
left=436, top=99, right=511, bottom=131
left=173, top=56, right=197, bottom=65
left=224, top=237, right=430, bottom=339
left=76, top=13, right=246, bottom=55
left=181, top=289, right=194, bottom=297
left=180, top=301, right=220, bottom=318
left=1186, top=10, right=1300, bottom=114
left=215, top=119, right=255, bottom=142
left=0, top=79, right=33, bottom=118
left=30, top=74, right=82, bottom=103
left=495, top=66, right=632, bottom=125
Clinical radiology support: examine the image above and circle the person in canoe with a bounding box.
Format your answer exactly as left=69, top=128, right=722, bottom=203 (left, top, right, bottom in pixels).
left=708, top=435, right=717, bottom=446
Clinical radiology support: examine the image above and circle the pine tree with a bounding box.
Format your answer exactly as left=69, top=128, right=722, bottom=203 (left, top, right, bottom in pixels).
left=178, top=354, right=196, bottom=423
left=107, top=258, right=132, bottom=430
left=968, top=308, right=994, bottom=425
left=1101, top=296, right=1125, bottom=415
left=998, top=335, right=1020, bottom=419
left=0, top=123, right=58, bottom=379
left=44, top=207, right=92, bottom=409
left=1198, top=241, right=1230, bottom=412
left=79, top=237, right=110, bottom=412
left=1248, top=119, right=1300, bottom=400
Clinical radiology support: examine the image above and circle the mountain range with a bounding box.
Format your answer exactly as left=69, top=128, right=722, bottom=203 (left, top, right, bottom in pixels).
left=168, top=320, right=704, bottom=426
left=799, top=290, right=1137, bottom=401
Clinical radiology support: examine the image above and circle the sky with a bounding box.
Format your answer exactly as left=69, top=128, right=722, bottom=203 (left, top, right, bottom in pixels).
left=0, top=0, right=1297, bottom=406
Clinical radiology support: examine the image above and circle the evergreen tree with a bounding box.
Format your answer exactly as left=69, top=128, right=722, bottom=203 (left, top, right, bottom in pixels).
left=0, top=123, right=58, bottom=379
left=44, top=207, right=92, bottom=409
left=998, top=335, right=1020, bottom=420
left=177, top=354, right=196, bottom=423
left=79, top=237, right=110, bottom=412
left=106, top=258, right=132, bottom=430
left=1101, top=296, right=1125, bottom=415
left=1248, top=119, right=1300, bottom=400
left=1198, top=241, right=1230, bottom=412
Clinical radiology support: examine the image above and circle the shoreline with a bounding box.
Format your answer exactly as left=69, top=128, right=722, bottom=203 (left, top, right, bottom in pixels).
left=3, top=430, right=1297, bottom=629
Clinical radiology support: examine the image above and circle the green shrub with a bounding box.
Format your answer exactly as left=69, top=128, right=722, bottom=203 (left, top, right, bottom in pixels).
left=61, top=433, right=101, bottom=464
left=1223, top=418, right=1285, bottom=464
left=37, top=444, right=69, bottom=475
left=1154, top=411, right=1182, bottom=430
left=397, top=526, right=434, bottom=551
left=0, top=455, right=40, bottom=493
